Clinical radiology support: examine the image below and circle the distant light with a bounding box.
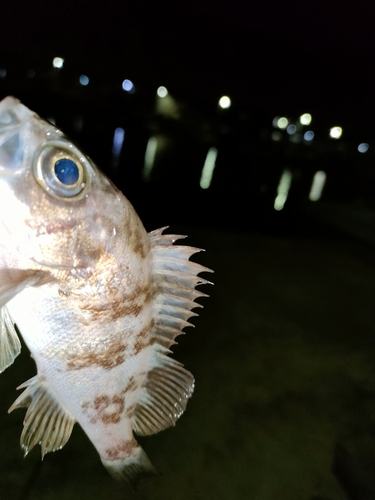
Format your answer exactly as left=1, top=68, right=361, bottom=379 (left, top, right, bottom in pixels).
left=287, top=124, right=296, bottom=135
left=79, top=75, right=89, bottom=86
left=358, top=143, right=369, bottom=153
left=200, top=147, right=218, bottom=189
left=111, top=127, right=125, bottom=168
left=309, top=171, right=326, bottom=201
left=272, top=131, right=282, bottom=141
left=0, top=68, right=6, bottom=78
left=300, top=113, right=312, bottom=125
left=329, top=126, right=342, bottom=139
left=27, top=69, right=35, bottom=78
left=304, top=130, right=314, bottom=141
left=274, top=169, right=292, bottom=211
left=157, top=86, right=168, bottom=98
left=272, top=116, right=280, bottom=128
left=53, top=57, right=64, bottom=69
left=218, top=96, right=231, bottom=109
left=143, top=137, right=157, bottom=180
left=122, top=79, right=134, bottom=92
left=277, top=117, right=288, bottom=129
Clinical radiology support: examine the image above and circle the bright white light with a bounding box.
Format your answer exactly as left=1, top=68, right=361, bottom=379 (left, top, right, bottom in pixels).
left=329, top=126, right=342, bottom=139
left=274, top=169, right=292, bottom=211
left=79, top=75, right=89, bottom=86
left=287, top=124, right=296, bottom=135
left=218, top=96, right=231, bottom=109
left=0, top=68, right=6, bottom=78
left=358, top=143, right=369, bottom=153
left=157, top=86, right=168, bottom=98
left=200, top=147, right=218, bottom=189
left=143, top=137, right=157, bottom=180
left=309, top=171, right=326, bottom=201
left=300, top=113, right=312, bottom=125
left=277, top=117, right=288, bottom=129
left=122, top=79, right=134, bottom=92
left=272, top=131, right=282, bottom=141
left=111, top=128, right=125, bottom=168
left=53, top=57, right=64, bottom=69
left=304, top=130, right=314, bottom=141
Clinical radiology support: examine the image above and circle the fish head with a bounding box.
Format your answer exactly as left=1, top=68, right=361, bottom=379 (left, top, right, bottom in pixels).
left=0, top=96, right=124, bottom=271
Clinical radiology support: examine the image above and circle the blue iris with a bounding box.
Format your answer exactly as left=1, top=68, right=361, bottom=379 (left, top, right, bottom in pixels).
left=54, top=158, right=79, bottom=185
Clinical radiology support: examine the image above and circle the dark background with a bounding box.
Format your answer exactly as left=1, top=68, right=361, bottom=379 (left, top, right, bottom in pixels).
left=0, top=2, right=375, bottom=499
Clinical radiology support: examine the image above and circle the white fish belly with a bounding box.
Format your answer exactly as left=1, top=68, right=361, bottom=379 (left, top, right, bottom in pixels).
left=7, top=284, right=155, bottom=462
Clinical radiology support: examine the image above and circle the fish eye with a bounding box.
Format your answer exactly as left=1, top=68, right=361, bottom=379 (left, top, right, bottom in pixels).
left=32, top=140, right=90, bottom=199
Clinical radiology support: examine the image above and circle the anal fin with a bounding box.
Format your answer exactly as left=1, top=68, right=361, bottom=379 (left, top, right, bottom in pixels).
left=133, top=352, right=194, bottom=436
left=9, top=376, right=75, bottom=458
left=0, top=306, right=21, bottom=373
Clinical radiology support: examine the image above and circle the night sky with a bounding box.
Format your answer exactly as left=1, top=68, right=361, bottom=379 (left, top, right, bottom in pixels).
left=1, top=0, right=374, bottom=128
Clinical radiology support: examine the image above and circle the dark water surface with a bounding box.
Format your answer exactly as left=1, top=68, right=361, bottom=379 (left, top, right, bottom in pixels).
left=0, top=225, right=374, bottom=500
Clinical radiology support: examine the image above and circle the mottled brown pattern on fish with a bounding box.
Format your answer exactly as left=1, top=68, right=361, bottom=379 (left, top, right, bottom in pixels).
left=125, top=213, right=149, bottom=259
left=133, top=324, right=152, bottom=355
left=65, top=320, right=152, bottom=371
left=81, top=394, right=125, bottom=425
left=66, top=337, right=127, bottom=370
left=74, top=277, right=153, bottom=322
left=122, top=376, right=138, bottom=394
left=104, top=440, right=135, bottom=460
left=79, top=300, right=143, bottom=321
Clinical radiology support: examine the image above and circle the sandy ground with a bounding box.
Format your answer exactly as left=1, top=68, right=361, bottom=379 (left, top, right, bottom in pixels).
left=0, top=222, right=374, bottom=500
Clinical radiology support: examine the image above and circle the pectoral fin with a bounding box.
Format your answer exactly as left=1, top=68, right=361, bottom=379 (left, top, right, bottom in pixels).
left=9, top=376, right=75, bottom=458
left=0, top=269, right=47, bottom=308
left=0, top=306, right=21, bottom=373
left=0, top=270, right=48, bottom=373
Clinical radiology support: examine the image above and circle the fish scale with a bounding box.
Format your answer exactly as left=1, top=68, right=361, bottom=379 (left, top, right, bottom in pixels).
left=0, top=96, right=212, bottom=484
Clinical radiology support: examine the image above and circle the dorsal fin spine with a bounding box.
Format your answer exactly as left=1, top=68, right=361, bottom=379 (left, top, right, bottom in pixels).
left=132, top=228, right=212, bottom=437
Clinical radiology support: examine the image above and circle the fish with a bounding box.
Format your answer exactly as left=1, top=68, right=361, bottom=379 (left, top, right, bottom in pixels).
left=0, top=96, right=212, bottom=483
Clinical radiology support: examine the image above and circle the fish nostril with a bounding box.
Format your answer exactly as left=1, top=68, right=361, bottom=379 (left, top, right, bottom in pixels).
left=0, top=110, right=18, bottom=126
left=0, top=133, right=23, bottom=169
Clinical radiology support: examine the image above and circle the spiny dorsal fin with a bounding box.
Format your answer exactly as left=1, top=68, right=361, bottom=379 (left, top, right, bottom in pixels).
left=132, top=228, right=212, bottom=436
left=8, top=376, right=75, bottom=458
left=0, top=307, right=21, bottom=373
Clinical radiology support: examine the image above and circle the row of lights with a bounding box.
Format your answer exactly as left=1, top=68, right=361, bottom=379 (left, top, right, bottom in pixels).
left=273, top=113, right=369, bottom=153
left=54, top=58, right=229, bottom=108
left=51, top=56, right=370, bottom=155
left=53, top=56, right=229, bottom=112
